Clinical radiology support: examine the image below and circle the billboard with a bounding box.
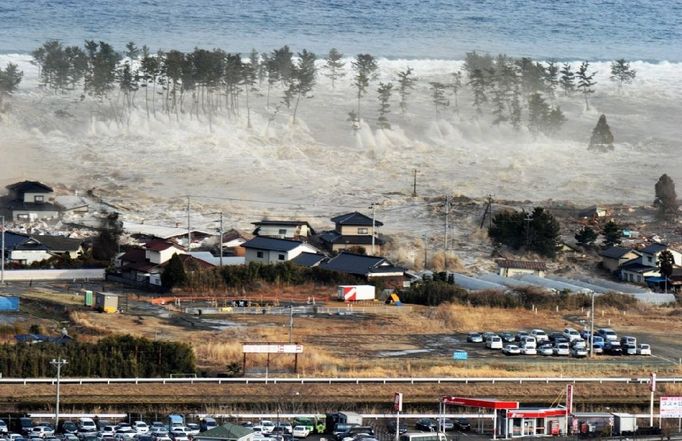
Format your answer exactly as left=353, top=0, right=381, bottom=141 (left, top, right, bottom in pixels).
left=242, top=344, right=303, bottom=353
left=660, top=396, right=682, bottom=418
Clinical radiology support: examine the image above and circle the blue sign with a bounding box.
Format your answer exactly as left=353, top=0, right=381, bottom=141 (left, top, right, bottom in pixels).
left=453, top=350, right=468, bottom=360
left=0, top=296, right=20, bottom=311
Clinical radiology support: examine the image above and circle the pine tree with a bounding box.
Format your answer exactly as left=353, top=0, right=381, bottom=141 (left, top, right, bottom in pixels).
left=610, top=59, right=636, bottom=91
left=395, top=67, right=417, bottom=114
left=429, top=82, right=449, bottom=116
left=559, top=63, right=575, bottom=96
left=545, top=61, right=559, bottom=98
left=510, top=86, right=522, bottom=130
left=546, top=106, right=566, bottom=135
left=376, top=82, right=393, bottom=129
left=0, top=63, right=23, bottom=110
left=602, top=220, right=622, bottom=247
left=575, top=226, right=598, bottom=247
left=576, top=61, right=597, bottom=110
left=527, top=93, right=549, bottom=135
left=468, top=68, right=487, bottom=113
left=588, top=114, right=614, bottom=151
left=351, top=53, right=379, bottom=125
left=289, top=49, right=317, bottom=123
left=658, top=250, right=675, bottom=292
left=323, top=48, right=345, bottom=90
left=161, top=253, right=187, bottom=290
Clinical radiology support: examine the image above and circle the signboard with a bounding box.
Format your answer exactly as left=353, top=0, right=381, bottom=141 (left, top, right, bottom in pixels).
left=650, top=372, right=657, bottom=392
left=566, top=384, right=574, bottom=414
left=393, top=392, right=403, bottom=412
left=453, top=350, right=468, bottom=360
left=660, top=396, right=682, bottom=418
left=242, top=344, right=303, bottom=354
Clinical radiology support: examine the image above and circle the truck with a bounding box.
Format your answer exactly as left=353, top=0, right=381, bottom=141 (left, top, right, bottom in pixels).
left=337, top=412, right=362, bottom=426
left=612, top=413, right=637, bottom=436
left=337, top=285, right=375, bottom=302
left=168, top=414, right=184, bottom=431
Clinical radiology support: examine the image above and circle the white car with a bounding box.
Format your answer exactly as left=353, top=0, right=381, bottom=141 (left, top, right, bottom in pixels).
left=521, top=345, right=537, bottom=355
left=572, top=339, right=587, bottom=349
left=292, top=426, right=310, bottom=438
left=485, top=336, right=503, bottom=349
left=115, top=428, right=137, bottom=440
left=563, top=328, right=581, bottom=342
left=31, top=427, right=55, bottom=438
left=571, top=346, right=588, bottom=358
left=133, top=422, right=149, bottom=435
left=79, top=419, right=97, bottom=432
left=530, top=329, right=549, bottom=343
left=8, top=434, right=25, bottom=441
left=185, top=424, right=200, bottom=436
left=0, top=420, right=7, bottom=434
left=538, top=344, right=554, bottom=356
left=598, top=328, right=618, bottom=342
left=502, top=344, right=521, bottom=355
left=520, top=336, right=537, bottom=349
left=100, top=426, right=117, bottom=437
left=554, top=342, right=570, bottom=356
left=637, top=343, right=652, bottom=355
left=260, top=421, right=275, bottom=434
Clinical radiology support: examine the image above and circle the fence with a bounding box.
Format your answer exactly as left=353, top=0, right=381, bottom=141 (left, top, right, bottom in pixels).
left=183, top=304, right=412, bottom=315
left=1, top=269, right=105, bottom=281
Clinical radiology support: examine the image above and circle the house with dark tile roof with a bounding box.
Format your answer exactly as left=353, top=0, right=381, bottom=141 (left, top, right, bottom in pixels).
left=241, top=236, right=320, bottom=264
left=319, top=251, right=406, bottom=287
left=599, top=246, right=641, bottom=272
left=2, top=180, right=60, bottom=222
left=320, top=211, right=384, bottom=255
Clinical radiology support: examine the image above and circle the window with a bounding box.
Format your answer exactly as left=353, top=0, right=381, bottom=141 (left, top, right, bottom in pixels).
left=256, top=251, right=264, bottom=258
left=358, top=228, right=368, bottom=234
left=278, top=229, right=287, bottom=235
left=278, top=254, right=285, bottom=261
left=34, top=195, right=44, bottom=203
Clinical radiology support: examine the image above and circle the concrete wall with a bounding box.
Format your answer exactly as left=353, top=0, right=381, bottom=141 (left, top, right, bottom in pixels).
left=1, top=269, right=105, bottom=281
left=10, top=250, right=52, bottom=265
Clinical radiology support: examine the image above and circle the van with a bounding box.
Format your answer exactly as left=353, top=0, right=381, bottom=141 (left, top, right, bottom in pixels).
left=520, top=336, right=537, bottom=349
left=79, top=418, right=97, bottom=432
left=168, top=415, right=184, bottom=430
left=485, top=336, right=503, bottom=349
left=399, top=433, right=448, bottom=441
left=620, top=336, right=636, bottom=346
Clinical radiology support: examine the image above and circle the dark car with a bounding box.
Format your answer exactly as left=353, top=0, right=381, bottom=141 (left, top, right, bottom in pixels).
left=336, top=427, right=374, bottom=441
left=604, top=342, right=622, bottom=355
left=61, top=422, right=79, bottom=435
left=453, top=419, right=471, bottom=432
left=499, top=332, right=515, bottom=343
left=548, top=332, right=566, bottom=342
left=415, top=419, right=437, bottom=432
left=385, top=421, right=407, bottom=435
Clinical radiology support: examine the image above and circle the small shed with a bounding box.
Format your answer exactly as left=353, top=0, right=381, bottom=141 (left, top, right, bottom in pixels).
left=95, top=292, right=119, bottom=313
left=83, top=290, right=94, bottom=306
left=496, top=259, right=547, bottom=277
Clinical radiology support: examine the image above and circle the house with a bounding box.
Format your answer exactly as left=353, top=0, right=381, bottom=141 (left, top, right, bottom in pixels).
left=2, top=181, right=60, bottom=222
left=638, top=243, right=682, bottom=267
left=219, top=229, right=253, bottom=257
left=1, top=232, right=84, bottom=265
left=319, top=251, right=406, bottom=288
left=577, top=206, right=606, bottom=219
left=291, top=252, right=327, bottom=267
left=189, top=251, right=245, bottom=266
left=496, top=259, right=547, bottom=277
left=194, top=423, right=255, bottom=441
left=31, top=235, right=84, bottom=260
left=241, top=237, right=319, bottom=264
left=251, top=220, right=315, bottom=240
left=122, top=221, right=213, bottom=248
left=144, top=240, right=186, bottom=264
left=620, top=258, right=660, bottom=285
left=599, top=246, right=641, bottom=273
left=319, top=211, right=384, bottom=255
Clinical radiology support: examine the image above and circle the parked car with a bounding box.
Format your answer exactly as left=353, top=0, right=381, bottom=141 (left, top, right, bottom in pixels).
left=485, top=336, right=503, bottom=350
left=548, top=332, right=565, bottom=342
left=538, top=343, right=554, bottom=356
left=580, top=329, right=593, bottom=340
left=63, top=435, right=79, bottom=441
left=135, top=436, right=154, bottom=441
left=436, top=418, right=453, bottom=431
left=604, top=342, right=622, bottom=355
left=414, top=419, right=437, bottom=432
left=515, top=331, right=529, bottom=342
left=453, top=419, right=471, bottom=431
left=133, top=423, right=149, bottom=435
left=169, top=433, right=188, bottom=441
left=78, top=420, right=97, bottom=434
left=185, top=424, right=200, bottom=436
left=199, top=419, right=217, bottom=433
left=499, top=332, right=516, bottom=343
left=150, top=428, right=168, bottom=437
left=99, top=427, right=117, bottom=438
left=637, top=344, right=652, bottom=356
left=261, top=421, right=275, bottom=435
left=520, top=336, right=537, bottom=349
left=621, top=336, right=637, bottom=347
left=521, top=345, right=537, bottom=355
left=114, top=428, right=136, bottom=440
left=623, top=344, right=638, bottom=355
left=503, top=344, right=521, bottom=355
left=385, top=421, right=407, bottom=435
left=481, top=332, right=496, bottom=341
left=466, top=332, right=483, bottom=343
left=597, top=328, right=618, bottom=342
left=152, top=437, right=171, bottom=441
left=150, top=424, right=164, bottom=431
left=571, top=346, right=588, bottom=358
left=563, top=328, right=581, bottom=342
left=292, top=426, right=310, bottom=438
left=31, top=426, right=55, bottom=438
left=0, top=420, right=8, bottom=434
left=61, top=422, right=79, bottom=435
left=571, top=339, right=586, bottom=349
left=8, top=434, right=25, bottom=441
left=530, top=329, right=549, bottom=343
left=553, top=342, right=570, bottom=356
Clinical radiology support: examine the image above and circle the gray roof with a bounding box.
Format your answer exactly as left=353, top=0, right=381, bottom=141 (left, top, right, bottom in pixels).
left=319, top=231, right=384, bottom=246
left=330, top=211, right=383, bottom=227
left=2, top=231, right=32, bottom=250
left=600, top=246, right=637, bottom=259
left=6, top=181, right=54, bottom=194
left=320, top=252, right=404, bottom=276
left=640, top=243, right=668, bottom=255
left=291, top=252, right=327, bottom=267
left=198, top=423, right=253, bottom=440
left=621, top=259, right=657, bottom=273
left=241, top=236, right=304, bottom=252
left=31, top=235, right=83, bottom=252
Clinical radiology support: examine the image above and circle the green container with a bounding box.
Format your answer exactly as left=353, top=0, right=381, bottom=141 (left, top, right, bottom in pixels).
left=84, top=290, right=94, bottom=306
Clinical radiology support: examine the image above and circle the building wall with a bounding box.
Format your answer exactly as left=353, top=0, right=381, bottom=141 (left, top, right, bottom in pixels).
left=620, top=271, right=649, bottom=285
left=499, top=268, right=544, bottom=277
left=339, top=225, right=375, bottom=236
left=10, top=250, right=52, bottom=265
left=642, top=249, right=682, bottom=267
left=0, top=269, right=105, bottom=281
left=22, top=192, right=54, bottom=203
left=146, top=247, right=184, bottom=264
left=12, top=209, right=60, bottom=222
left=245, top=244, right=318, bottom=264
left=257, top=225, right=302, bottom=238
left=602, top=253, right=639, bottom=272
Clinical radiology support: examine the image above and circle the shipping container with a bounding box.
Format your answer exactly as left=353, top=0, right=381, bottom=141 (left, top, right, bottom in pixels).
left=612, top=413, right=637, bottom=435
left=337, top=412, right=363, bottom=426
left=337, top=285, right=375, bottom=302
left=95, top=292, right=119, bottom=313
left=0, top=296, right=20, bottom=311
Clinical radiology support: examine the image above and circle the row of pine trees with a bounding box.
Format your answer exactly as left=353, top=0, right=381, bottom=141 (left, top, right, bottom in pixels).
left=1, top=40, right=638, bottom=135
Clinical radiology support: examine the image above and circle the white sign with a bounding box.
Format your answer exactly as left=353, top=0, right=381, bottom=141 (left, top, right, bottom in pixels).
left=393, top=392, right=403, bottom=412
left=650, top=372, right=657, bottom=392
left=660, top=396, right=682, bottom=418
left=242, top=344, right=303, bottom=354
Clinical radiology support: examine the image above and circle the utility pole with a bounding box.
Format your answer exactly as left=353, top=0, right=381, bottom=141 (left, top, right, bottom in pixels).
left=488, top=194, right=494, bottom=229
left=590, top=290, right=595, bottom=358
left=524, top=211, right=533, bottom=249
left=50, top=358, right=68, bottom=429
left=412, top=169, right=418, bottom=197
left=444, top=195, right=450, bottom=250
left=1, top=215, right=5, bottom=285
left=369, top=202, right=377, bottom=255
left=288, top=306, right=293, bottom=343
left=423, top=234, right=428, bottom=269
left=218, top=211, right=224, bottom=267
left=186, top=196, right=192, bottom=251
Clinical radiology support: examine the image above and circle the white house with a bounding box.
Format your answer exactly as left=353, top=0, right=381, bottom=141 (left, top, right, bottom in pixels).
left=2, top=181, right=60, bottom=222
left=144, top=240, right=186, bottom=264
left=241, top=237, right=320, bottom=264
left=496, top=259, right=547, bottom=277
left=639, top=243, right=682, bottom=267
left=251, top=220, right=315, bottom=240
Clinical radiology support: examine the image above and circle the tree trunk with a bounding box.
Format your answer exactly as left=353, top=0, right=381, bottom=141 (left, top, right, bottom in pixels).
left=292, top=91, right=302, bottom=124
left=246, top=86, right=252, bottom=129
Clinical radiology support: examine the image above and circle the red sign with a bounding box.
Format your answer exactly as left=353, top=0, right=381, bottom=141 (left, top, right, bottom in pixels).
left=393, top=392, right=403, bottom=412
left=566, top=384, right=574, bottom=414
left=507, top=409, right=567, bottom=419
left=442, top=396, right=519, bottom=409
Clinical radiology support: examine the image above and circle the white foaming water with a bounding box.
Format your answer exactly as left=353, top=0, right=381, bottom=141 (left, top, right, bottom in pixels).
left=1, top=53, right=681, bottom=236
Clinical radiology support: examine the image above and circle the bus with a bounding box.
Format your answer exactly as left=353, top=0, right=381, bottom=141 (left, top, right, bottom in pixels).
left=399, top=432, right=447, bottom=441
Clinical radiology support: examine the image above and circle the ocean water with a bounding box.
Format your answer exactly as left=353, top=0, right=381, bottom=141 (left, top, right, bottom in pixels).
left=0, top=0, right=681, bottom=61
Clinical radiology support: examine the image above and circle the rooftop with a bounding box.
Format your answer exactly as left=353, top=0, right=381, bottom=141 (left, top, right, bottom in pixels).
left=496, top=259, right=547, bottom=271
left=241, top=236, right=305, bottom=252
left=600, top=246, right=638, bottom=259
left=320, top=252, right=403, bottom=276
left=291, top=252, right=327, bottom=267
left=31, top=235, right=83, bottom=252
left=330, top=211, right=383, bottom=227
left=198, top=423, right=254, bottom=440
left=144, top=240, right=185, bottom=252
left=6, top=181, right=54, bottom=194
left=640, top=242, right=669, bottom=255
left=319, top=231, right=384, bottom=246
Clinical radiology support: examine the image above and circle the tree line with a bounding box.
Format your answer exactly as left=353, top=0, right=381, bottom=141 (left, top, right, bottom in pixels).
left=0, top=335, right=195, bottom=377
left=2, top=39, right=635, bottom=134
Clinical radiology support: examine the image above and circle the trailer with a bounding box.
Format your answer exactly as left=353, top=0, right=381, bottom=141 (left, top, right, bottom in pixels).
left=612, top=413, right=637, bottom=435
left=337, top=285, right=375, bottom=302
left=337, top=411, right=363, bottom=426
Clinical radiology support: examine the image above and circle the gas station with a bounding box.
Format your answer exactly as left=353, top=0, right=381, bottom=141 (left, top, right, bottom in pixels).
left=440, top=396, right=569, bottom=439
